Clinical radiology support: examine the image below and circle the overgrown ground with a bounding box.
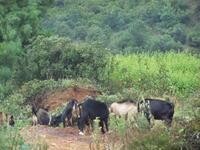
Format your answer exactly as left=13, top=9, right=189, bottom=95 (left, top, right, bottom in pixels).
left=0, top=52, right=200, bottom=149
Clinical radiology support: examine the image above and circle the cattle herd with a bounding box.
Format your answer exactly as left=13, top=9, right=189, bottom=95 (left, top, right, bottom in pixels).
left=0, top=96, right=175, bottom=136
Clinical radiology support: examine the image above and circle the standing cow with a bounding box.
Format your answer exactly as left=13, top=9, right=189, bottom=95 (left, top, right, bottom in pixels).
left=137, top=98, right=174, bottom=127
left=109, top=100, right=138, bottom=120
left=77, top=97, right=109, bottom=135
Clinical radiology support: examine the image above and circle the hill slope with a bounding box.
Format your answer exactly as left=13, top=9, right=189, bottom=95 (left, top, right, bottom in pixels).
left=43, top=0, right=200, bottom=53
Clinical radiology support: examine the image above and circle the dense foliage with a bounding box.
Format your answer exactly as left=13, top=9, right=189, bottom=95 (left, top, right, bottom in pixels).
left=20, top=35, right=109, bottom=82
left=0, top=0, right=200, bottom=149
left=0, top=0, right=54, bottom=99
left=44, top=0, right=200, bottom=53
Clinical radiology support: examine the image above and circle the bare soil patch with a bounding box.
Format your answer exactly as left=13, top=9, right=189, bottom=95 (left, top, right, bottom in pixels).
left=34, top=87, right=100, bottom=111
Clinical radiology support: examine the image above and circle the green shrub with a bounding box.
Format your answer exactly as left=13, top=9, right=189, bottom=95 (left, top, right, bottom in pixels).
left=18, top=35, right=110, bottom=83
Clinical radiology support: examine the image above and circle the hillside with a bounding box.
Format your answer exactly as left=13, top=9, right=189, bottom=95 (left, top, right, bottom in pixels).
left=0, top=0, right=200, bottom=149
left=43, top=0, right=200, bottom=53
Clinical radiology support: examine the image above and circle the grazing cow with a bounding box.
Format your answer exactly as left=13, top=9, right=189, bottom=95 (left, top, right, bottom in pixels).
left=50, top=99, right=79, bottom=127
left=137, top=98, right=174, bottom=127
left=50, top=114, right=62, bottom=127
left=77, top=97, right=109, bottom=135
left=61, top=99, right=79, bottom=127
left=109, top=99, right=138, bottom=120
left=32, top=105, right=51, bottom=125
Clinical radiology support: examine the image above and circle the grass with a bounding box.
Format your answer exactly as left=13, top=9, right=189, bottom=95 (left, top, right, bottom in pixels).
left=107, top=52, right=200, bottom=97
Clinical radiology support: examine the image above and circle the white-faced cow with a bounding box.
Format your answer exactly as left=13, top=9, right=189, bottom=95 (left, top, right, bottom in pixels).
left=77, top=97, right=109, bottom=135
left=137, top=98, right=174, bottom=127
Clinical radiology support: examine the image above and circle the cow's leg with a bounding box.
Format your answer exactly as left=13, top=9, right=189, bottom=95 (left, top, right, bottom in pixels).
left=78, top=112, right=88, bottom=135
left=63, top=119, right=66, bottom=128
left=67, top=112, right=72, bottom=126
left=99, top=120, right=105, bottom=133
left=164, top=118, right=172, bottom=127
left=104, top=118, right=109, bottom=132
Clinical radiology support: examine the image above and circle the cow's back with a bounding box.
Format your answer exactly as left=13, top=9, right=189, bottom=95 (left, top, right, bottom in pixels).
left=36, top=109, right=50, bottom=125
left=147, top=99, right=174, bottom=119
left=82, top=99, right=109, bottom=119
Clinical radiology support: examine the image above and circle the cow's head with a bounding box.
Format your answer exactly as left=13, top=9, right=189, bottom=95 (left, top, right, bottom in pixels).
left=71, top=99, right=79, bottom=117
left=137, top=99, right=151, bottom=114
left=50, top=114, right=62, bottom=127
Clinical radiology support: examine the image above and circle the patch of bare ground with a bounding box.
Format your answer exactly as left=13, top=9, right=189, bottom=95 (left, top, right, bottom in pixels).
left=21, top=125, right=120, bottom=150
left=34, top=86, right=101, bottom=111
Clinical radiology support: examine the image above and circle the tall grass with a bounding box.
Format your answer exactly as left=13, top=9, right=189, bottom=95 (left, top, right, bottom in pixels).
left=107, top=52, right=200, bottom=97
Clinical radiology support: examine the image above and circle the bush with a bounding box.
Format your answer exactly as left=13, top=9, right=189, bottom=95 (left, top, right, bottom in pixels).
left=15, top=35, right=110, bottom=83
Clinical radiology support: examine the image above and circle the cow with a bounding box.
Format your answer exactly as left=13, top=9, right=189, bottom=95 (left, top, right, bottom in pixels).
left=61, top=99, right=79, bottom=127
left=137, top=98, right=174, bottom=127
left=32, top=105, right=52, bottom=125
left=50, top=99, right=79, bottom=127
left=0, top=112, right=15, bottom=127
left=8, top=115, right=15, bottom=126
left=77, top=97, right=109, bottom=135
left=109, top=99, right=138, bottom=120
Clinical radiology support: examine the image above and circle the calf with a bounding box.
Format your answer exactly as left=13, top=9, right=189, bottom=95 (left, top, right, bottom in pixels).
left=78, top=97, right=109, bottom=135
left=138, top=98, right=174, bottom=127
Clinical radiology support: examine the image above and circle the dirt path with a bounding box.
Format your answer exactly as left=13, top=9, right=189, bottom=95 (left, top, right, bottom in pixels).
left=21, top=125, right=119, bottom=150
left=21, top=125, right=94, bottom=150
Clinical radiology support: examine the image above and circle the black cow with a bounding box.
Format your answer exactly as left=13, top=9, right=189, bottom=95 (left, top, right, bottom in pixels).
left=61, top=99, right=79, bottom=127
left=50, top=99, right=79, bottom=127
left=32, top=105, right=51, bottom=125
left=77, top=97, right=109, bottom=135
left=138, top=98, right=174, bottom=127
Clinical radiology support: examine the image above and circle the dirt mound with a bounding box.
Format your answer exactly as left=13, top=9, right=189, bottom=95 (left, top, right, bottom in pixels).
left=34, top=87, right=100, bottom=111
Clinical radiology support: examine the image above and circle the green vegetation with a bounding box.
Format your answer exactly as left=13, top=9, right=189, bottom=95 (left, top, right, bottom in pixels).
left=107, top=52, right=200, bottom=97
left=0, top=0, right=200, bottom=149
left=44, top=0, right=200, bottom=53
